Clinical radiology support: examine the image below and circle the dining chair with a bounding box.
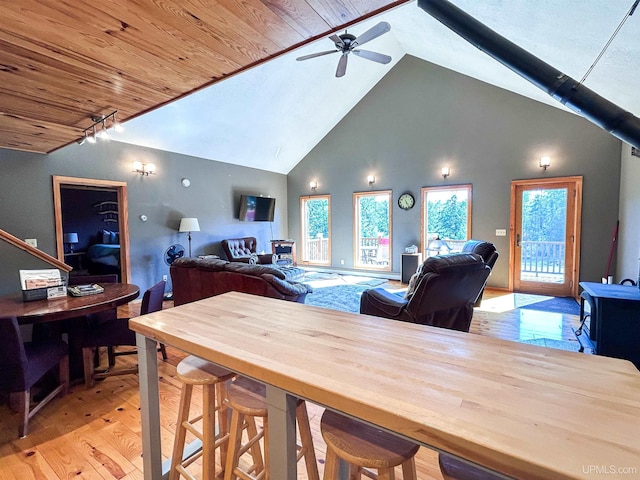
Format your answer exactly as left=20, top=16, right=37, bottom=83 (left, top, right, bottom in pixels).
left=0, top=316, right=69, bottom=438
left=79, top=280, right=165, bottom=388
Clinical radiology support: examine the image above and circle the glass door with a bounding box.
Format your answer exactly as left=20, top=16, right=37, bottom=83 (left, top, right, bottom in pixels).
left=511, top=177, right=582, bottom=297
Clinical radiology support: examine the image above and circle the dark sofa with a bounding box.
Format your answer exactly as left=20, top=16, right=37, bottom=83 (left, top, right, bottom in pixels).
left=170, top=257, right=312, bottom=306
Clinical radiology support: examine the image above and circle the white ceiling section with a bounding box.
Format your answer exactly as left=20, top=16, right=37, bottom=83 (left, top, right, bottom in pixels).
left=115, top=0, right=640, bottom=174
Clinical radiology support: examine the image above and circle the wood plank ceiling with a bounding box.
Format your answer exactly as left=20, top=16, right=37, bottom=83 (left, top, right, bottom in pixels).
left=0, top=0, right=408, bottom=154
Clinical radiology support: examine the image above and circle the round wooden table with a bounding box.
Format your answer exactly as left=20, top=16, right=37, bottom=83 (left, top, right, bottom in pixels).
left=0, top=283, right=140, bottom=324
left=0, top=283, right=140, bottom=381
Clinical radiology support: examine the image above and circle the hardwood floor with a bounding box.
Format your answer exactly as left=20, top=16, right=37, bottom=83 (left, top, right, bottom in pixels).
left=0, top=287, right=581, bottom=479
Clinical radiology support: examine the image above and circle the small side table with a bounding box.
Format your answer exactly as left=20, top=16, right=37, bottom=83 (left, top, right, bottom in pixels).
left=271, top=240, right=296, bottom=266
left=401, top=253, right=422, bottom=284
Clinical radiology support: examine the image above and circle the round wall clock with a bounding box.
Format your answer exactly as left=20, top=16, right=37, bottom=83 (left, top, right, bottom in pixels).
left=398, top=192, right=415, bottom=210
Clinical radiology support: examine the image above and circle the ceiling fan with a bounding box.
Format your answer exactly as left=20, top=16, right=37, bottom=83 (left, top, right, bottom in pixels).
left=296, top=22, right=392, bottom=77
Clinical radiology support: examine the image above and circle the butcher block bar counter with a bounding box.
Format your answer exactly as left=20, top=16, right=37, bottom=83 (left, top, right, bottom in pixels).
left=130, top=291, right=640, bottom=480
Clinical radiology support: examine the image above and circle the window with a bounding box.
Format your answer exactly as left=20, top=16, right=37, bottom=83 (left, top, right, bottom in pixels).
left=300, top=195, right=331, bottom=265
left=421, top=185, right=472, bottom=257
left=353, top=190, right=392, bottom=271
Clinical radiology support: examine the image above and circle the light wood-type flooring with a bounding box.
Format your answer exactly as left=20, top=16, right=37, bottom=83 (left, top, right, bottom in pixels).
left=0, top=286, right=582, bottom=479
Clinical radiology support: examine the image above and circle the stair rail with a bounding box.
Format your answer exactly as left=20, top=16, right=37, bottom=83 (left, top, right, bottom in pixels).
left=0, top=228, right=72, bottom=272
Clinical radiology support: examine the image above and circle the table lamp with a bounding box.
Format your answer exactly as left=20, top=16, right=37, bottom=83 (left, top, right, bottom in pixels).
left=179, top=218, right=200, bottom=257
left=63, top=232, right=79, bottom=253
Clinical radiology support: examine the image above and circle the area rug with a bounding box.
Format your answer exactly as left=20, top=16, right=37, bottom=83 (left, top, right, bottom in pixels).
left=304, top=284, right=370, bottom=313
left=520, top=296, right=580, bottom=315
left=520, top=338, right=581, bottom=352
left=340, top=275, right=387, bottom=287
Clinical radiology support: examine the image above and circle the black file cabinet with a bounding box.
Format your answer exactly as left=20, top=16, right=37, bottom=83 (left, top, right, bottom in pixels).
left=401, top=253, right=423, bottom=284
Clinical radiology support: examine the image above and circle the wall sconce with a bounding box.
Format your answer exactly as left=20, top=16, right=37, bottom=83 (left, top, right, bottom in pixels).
left=77, top=110, right=124, bottom=145
left=309, top=180, right=318, bottom=192
left=133, top=161, right=157, bottom=176
left=441, top=167, right=451, bottom=179
left=367, top=175, right=376, bottom=186
left=539, top=156, right=551, bottom=170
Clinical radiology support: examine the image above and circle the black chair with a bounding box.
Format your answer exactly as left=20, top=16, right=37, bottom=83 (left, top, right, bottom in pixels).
left=78, top=280, right=165, bottom=388
left=360, top=253, right=491, bottom=332
left=461, top=240, right=498, bottom=306
left=0, top=316, right=69, bottom=438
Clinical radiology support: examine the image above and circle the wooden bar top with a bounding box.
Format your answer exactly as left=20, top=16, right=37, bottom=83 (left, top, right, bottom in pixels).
left=129, top=292, right=640, bottom=480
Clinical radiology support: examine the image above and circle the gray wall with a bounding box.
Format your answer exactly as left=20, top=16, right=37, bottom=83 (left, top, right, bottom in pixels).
left=617, top=144, right=640, bottom=283
left=287, top=55, right=623, bottom=288
left=0, top=143, right=287, bottom=295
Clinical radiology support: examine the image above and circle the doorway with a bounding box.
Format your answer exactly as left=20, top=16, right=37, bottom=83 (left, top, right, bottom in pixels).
left=510, top=176, right=582, bottom=297
left=53, top=176, right=131, bottom=283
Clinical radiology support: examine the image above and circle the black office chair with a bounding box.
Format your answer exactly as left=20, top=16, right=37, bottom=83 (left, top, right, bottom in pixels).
left=0, top=316, right=69, bottom=438
left=78, top=280, right=165, bottom=388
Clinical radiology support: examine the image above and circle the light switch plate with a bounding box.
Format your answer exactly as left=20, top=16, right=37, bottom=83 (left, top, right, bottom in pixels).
left=495, top=229, right=507, bottom=237
left=25, top=238, right=37, bottom=247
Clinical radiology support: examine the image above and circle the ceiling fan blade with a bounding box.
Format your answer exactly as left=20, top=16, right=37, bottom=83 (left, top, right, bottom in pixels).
left=329, top=34, right=344, bottom=48
left=336, top=53, right=348, bottom=77
left=296, top=50, right=338, bottom=61
left=353, top=22, right=391, bottom=47
left=352, top=49, right=392, bottom=64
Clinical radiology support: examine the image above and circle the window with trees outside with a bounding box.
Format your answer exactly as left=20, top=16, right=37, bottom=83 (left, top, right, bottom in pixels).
left=421, top=185, right=472, bottom=258
left=354, top=190, right=392, bottom=271
left=300, top=195, right=331, bottom=265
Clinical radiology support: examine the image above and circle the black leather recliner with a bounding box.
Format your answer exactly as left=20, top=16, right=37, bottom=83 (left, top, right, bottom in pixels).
left=461, top=239, right=499, bottom=306
left=359, top=253, right=491, bottom=332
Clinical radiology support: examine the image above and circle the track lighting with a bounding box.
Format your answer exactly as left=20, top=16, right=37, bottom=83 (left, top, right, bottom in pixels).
left=78, top=110, right=123, bottom=145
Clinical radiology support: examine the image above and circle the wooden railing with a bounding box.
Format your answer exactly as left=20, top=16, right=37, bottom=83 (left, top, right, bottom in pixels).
left=302, top=238, right=330, bottom=263
left=521, top=241, right=565, bottom=274
left=0, top=228, right=72, bottom=272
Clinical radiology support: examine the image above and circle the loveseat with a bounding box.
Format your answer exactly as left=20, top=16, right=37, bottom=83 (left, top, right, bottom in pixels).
left=221, top=237, right=275, bottom=264
left=170, top=257, right=312, bottom=306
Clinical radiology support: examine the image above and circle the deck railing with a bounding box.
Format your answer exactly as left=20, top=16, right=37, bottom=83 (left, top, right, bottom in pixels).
left=302, top=237, right=330, bottom=263
left=521, top=241, right=565, bottom=274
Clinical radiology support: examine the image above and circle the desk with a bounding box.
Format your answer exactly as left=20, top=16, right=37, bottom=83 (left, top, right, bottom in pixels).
left=130, top=292, right=640, bottom=480
left=579, top=282, right=640, bottom=368
left=0, top=283, right=140, bottom=324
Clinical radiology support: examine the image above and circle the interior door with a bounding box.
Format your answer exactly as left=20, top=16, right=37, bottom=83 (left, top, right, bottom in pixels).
left=510, top=177, right=582, bottom=297
left=53, top=176, right=131, bottom=284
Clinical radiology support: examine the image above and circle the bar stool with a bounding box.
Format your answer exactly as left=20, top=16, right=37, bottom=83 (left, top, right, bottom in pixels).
left=438, top=453, right=503, bottom=480
left=169, top=356, right=235, bottom=480
left=224, top=376, right=320, bottom=480
left=320, top=409, right=419, bottom=480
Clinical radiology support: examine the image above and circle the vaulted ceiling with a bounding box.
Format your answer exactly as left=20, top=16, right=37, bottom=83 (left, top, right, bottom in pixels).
left=0, top=0, right=407, bottom=153
left=2, top=1, right=639, bottom=173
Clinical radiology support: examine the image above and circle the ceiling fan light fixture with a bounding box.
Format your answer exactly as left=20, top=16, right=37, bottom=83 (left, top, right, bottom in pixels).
left=297, top=21, right=392, bottom=77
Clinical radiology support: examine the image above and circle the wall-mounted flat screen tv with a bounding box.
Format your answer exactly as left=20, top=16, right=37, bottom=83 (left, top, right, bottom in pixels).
left=238, top=195, right=276, bottom=222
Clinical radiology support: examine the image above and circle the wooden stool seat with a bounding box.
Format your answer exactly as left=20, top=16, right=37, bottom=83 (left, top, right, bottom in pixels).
left=321, top=409, right=419, bottom=479
left=224, top=377, right=319, bottom=480
left=176, top=355, right=234, bottom=385
left=169, top=356, right=235, bottom=480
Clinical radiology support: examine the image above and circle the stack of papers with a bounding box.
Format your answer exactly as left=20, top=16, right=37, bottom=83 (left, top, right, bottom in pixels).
left=68, top=284, right=104, bottom=297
